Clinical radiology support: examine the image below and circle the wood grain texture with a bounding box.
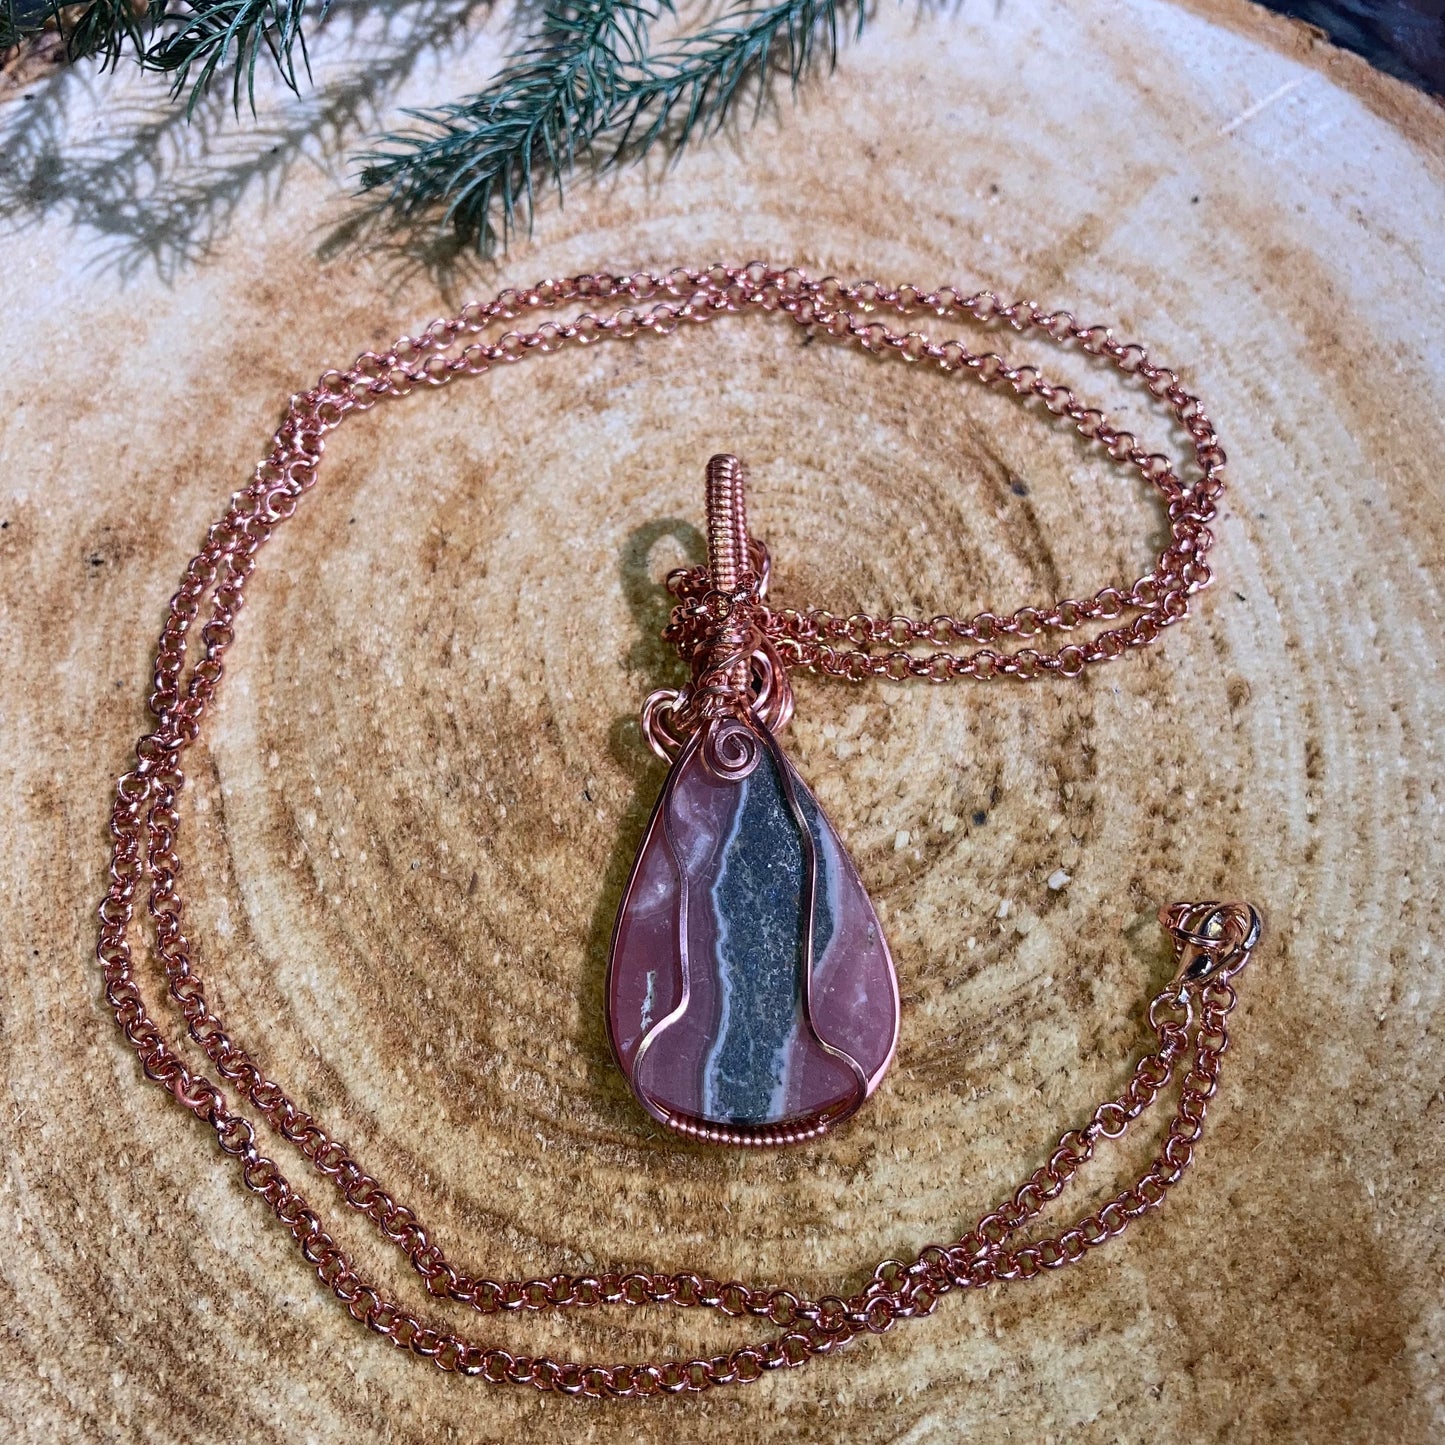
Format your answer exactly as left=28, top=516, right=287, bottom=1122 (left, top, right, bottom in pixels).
left=1, top=1, right=1442, bottom=1440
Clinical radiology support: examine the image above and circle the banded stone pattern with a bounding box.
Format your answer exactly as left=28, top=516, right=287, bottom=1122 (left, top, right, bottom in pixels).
left=608, top=725, right=898, bottom=1134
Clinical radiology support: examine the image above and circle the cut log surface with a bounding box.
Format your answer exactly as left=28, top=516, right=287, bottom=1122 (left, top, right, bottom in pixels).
left=1, top=0, right=1442, bottom=1439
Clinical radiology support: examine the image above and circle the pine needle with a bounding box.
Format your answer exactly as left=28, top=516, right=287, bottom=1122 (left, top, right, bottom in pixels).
left=1, top=0, right=157, bottom=67
left=4, top=0, right=871, bottom=256
left=145, top=0, right=319, bottom=115
left=358, top=0, right=662, bottom=251
left=0, top=0, right=318, bottom=108
left=612, top=0, right=865, bottom=162
left=359, top=0, right=866, bottom=252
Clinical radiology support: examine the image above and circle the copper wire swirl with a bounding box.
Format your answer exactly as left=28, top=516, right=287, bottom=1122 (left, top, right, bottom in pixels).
left=700, top=715, right=761, bottom=780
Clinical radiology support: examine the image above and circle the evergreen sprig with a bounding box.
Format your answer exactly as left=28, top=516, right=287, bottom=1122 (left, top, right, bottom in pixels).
left=146, top=0, right=322, bottom=115
left=1, top=0, right=319, bottom=111
left=4, top=0, right=871, bottom=255
left=612, top=0, right=865, bottom=161
left=359, top=0, right=865, bottom=250
left=1, top=0, right=157, bottom=66
left=358, top=0, right=660, bottom=249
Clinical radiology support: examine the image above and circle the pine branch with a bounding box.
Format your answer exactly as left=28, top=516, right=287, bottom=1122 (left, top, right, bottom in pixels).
left=357, top=0, right=661, bottom=251
left=3, top=0, right=871, bottom=260
left=144, top=0, right=322, bottom=115
left=359, top=0, right=866, bottom=251
left=0, top=0, right=319, bottom=111
left=1, top=0, right=156, bottom=66
left=611, top=0, right=865, bottom=162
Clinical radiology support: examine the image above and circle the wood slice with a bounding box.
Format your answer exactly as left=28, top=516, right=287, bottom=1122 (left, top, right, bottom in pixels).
left=1, top=0, right=1441, bottom=1440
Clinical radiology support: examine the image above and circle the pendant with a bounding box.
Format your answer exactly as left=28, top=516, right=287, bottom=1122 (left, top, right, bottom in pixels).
left=606, top=458, right=899, bottom=1145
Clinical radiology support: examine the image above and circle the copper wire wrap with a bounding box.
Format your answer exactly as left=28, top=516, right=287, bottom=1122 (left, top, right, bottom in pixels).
left=705, top=453, right=751, bottom=593
left=703, top=453, right=757, bottom=713
left=94, top=263, right=1264, bottom=1397
left=641, top=454, right=790, bottom=748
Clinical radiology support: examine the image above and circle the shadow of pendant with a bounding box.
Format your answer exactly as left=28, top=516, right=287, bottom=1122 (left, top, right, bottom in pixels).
left=606, top=715, right=899, bottom=1146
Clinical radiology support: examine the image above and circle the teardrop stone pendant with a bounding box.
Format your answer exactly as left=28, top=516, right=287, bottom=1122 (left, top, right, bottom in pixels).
left=607, top=717, right=898, bottom=1144
left=606, top=457, right=899, bottom=1145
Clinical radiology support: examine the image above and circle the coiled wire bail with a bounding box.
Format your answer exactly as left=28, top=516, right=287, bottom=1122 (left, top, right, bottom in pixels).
left=640, top=455, right=791, bottom=760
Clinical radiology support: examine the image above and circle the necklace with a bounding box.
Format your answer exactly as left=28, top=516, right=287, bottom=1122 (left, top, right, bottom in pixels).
left=98, top=263, right=1263, bottom=1396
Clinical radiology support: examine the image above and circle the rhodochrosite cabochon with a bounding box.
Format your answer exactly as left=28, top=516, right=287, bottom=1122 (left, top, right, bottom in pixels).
left=607, top=716, right=899, bottom=1144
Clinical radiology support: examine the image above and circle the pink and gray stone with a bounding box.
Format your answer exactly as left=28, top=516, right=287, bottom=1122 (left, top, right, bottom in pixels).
left=607, top=720, right=898, bottom=1139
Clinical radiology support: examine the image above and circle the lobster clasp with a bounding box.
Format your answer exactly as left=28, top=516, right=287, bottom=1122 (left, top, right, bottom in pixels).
left=1161, top=900, right=1262, bottom=988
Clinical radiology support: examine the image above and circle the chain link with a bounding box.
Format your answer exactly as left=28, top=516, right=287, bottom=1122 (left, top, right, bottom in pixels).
left=98, top=264, right=1253, bottom=1396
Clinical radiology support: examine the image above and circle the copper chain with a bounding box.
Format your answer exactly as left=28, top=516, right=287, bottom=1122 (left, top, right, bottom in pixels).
left=97, top=263, right=1256, bottom=1397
